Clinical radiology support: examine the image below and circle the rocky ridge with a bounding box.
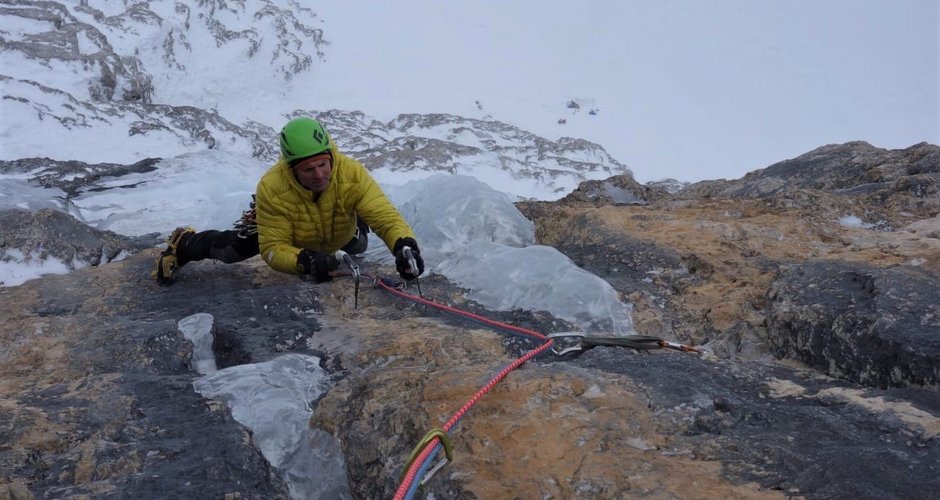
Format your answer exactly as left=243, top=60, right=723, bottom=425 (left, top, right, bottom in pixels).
left=520, top=142, right=940, bottom=374
left=1, top=140, right=938, bottom=499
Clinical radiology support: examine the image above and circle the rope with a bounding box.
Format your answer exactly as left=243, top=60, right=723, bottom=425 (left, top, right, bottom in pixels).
left=373, top=277, right=548, bottom=342
left=371, top=277, right=554, bottom=500
left=368, top=275, right=698, bottom=497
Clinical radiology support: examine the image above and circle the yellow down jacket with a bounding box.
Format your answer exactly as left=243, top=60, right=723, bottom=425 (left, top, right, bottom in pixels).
left=255, top=147, right=416, bottom=275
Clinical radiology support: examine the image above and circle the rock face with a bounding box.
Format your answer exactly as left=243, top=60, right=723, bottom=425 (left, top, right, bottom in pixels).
left=680, top=141, right=940, bottom=229
left=520, top=142, right=940, bottom=369
left=2, top=5, right=936, bottom=498
left=0, top=208, right=156, bottom=285
left=3, top=142, right=940, bottom=499
left=558, top=173, right=670, bottom=205
left=767, top=261, right=940, bottom=388
left=0, top=256, right=296, bottom=498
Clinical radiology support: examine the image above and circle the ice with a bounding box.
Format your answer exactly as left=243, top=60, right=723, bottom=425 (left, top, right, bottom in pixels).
left=441, top=242, right=634, bottom=335
left=387, top=174, right=534, bottom=259
left=69, top=150, right=265, bottom=236
left=193, top=353, right=350, bottom=499
left=178, top=314, right=350, bottom=499
left=4, top=162, right=635, bottom=334
left=379, top=174, right=635, bottom=335
left=192, top=354, right=327, bottom=467
left=177, top=313, right=217, bottom=375
left=0, top=179, right=67, bottom=212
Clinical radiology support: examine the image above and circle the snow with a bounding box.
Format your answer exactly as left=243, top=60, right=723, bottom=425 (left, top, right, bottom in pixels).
left=839, top=215, right=866, bottom=228
left=0, top=179, right=66, bottom=211
left=308, top=1, right=937, bottom=183
left=1, top=1, right=933, bottom=182
left=0, top=248, right=79, bottom=287
left=70, top=150, right=264, bottom=235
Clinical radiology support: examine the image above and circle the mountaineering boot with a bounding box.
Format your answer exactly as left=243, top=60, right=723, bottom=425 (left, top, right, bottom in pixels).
left=153, top=227, right=195, bottom=285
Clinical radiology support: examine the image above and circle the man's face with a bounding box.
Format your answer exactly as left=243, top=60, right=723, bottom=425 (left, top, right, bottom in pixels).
left=292, top=153, right=333, bottom=193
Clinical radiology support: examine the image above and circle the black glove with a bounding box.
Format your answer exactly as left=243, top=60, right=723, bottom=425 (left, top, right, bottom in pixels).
left=393, top=237, right=425, bottom=280
left=297, top=249, right=340, bottom=283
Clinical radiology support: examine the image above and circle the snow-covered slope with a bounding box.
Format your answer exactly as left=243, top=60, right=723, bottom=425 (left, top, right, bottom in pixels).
left=3, top=1, right=932, bottom=183
left=0, top=1, right=629, bottom=199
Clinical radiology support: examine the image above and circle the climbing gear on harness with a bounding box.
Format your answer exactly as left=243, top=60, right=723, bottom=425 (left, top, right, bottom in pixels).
left=153, top=226, right=195, bottom=285
left=547, top=332, right=702, bottom=355
left=334, top=250, right=361, bottom=308
left=233, top=195, right=257, bottom=238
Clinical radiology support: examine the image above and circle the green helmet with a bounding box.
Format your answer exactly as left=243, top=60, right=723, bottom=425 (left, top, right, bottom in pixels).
left=279, top=117, right=332, bottom=163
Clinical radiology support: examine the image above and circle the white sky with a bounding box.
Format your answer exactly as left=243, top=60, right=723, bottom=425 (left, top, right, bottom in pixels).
left=304, top=0, right=938, bottom=182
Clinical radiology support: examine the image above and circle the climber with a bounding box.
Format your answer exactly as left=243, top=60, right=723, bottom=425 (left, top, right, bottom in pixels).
left=154, top=117, right=425, bottom=284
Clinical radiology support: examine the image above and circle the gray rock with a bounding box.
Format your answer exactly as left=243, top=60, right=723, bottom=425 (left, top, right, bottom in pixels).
left=679, top=142, right=940, bottom=227
left=0, top=157, right=160, bottom=199
left=0, top=208, right=155, bottom=280
left=561, top=173, right=669, bottom=205
left=574, top=347, right=940, bottom=500
left=767, top=261, right=940, bottom=388
left=1, top=256, right=305, bottom=499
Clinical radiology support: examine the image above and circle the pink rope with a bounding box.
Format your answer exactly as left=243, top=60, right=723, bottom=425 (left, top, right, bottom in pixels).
left=373, top=278, right=553, bottom=499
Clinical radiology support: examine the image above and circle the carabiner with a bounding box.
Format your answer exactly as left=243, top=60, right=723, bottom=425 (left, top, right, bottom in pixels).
left=547, top=332, right=587, bottom=356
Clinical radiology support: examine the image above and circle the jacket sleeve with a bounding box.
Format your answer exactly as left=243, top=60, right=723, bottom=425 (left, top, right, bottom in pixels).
left=255, top=176, right=302, bottom=275
left=345, top=157, right=416, bottom=251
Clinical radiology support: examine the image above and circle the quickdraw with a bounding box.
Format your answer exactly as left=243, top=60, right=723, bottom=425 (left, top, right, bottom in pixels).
left=548, top=332, right=701, bottom=355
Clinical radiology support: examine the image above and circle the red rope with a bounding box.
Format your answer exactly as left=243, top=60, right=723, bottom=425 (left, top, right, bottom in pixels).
left=373, top=278, right=553, bottom=499
left=374, top=278, right=549, bottom=341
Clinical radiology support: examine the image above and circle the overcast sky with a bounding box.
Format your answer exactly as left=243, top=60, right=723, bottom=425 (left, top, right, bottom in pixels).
left=309, top=0, right=938, bottom=182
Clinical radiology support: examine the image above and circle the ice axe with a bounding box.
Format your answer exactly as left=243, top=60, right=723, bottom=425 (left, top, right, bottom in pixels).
left=334, top=250, right=361, bottom=308
left=402, top=246, right=423, bottom=298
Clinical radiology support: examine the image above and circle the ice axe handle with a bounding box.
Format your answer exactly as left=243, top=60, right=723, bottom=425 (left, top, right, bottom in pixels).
left=334, top=250, right=360, bottom=279
left=402, top=246, right=419, bottom=278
